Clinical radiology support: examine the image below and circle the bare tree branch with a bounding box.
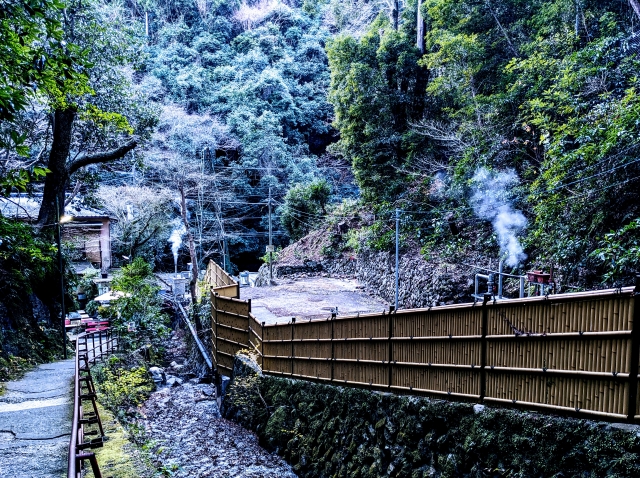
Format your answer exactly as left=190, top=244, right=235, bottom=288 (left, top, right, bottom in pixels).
left=64, top=180, right=82, bottom=206
left=68, top=138, right=138, bottom=175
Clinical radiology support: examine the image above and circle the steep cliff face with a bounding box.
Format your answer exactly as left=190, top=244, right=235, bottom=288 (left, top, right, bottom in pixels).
left=223, top=353, right=640, bottom=478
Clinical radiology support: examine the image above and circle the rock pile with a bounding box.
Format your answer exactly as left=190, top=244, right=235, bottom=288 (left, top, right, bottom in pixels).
left=137, top=378, right=297, bottom=478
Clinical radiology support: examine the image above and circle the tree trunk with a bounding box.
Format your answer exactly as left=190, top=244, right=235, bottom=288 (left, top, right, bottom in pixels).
left=631, top=0, right=640, bottom=20
left=179, top=185, right=202, bottom=329
left=392, top=0, right=399, bottom=30
left=37, top=107, right=137, bottom=228
left=417, top=0, right=425, bottom=53
left=38, top=109, right=76, bottom=227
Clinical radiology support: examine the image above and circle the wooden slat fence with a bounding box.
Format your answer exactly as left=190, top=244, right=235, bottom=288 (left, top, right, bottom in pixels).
left=205, top=260, right=239, bottom=299
left=212, top=285, right=640, bottom=422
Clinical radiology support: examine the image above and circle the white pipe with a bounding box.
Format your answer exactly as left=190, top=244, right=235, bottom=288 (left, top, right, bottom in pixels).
left=177, top=302, right=212, bottom=370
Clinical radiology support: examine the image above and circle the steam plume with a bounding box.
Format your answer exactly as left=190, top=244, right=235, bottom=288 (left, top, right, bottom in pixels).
left=471, top=168, right=527, bottom=267
left=168, top=225, right=186, bottom=273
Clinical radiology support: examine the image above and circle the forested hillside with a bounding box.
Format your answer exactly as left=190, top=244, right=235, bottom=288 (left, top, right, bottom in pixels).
left=325, top=0, right=640, bottom=287
left=2, top=0, right=640, bottom=294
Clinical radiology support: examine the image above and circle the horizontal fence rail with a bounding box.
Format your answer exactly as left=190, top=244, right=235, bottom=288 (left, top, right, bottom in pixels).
left=211, top=285, right=640, bottom=422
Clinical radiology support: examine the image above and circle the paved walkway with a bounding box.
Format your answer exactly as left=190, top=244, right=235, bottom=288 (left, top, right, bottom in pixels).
left=0, top=360, right=74, bottom=478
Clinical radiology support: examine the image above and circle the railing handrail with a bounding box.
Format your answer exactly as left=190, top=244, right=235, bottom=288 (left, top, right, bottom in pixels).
left=68, top=328, right=118, bottom=478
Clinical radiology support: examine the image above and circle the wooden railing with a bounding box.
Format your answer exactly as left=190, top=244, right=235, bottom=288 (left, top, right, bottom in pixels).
left=204, top=260, right=239, bottom=299
left=212, top=285, right=640, bottom=422
left=68, top=329, right=119, bottom=478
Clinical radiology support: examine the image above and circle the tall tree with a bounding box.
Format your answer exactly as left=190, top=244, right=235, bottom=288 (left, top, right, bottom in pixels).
left=0, top=0, right=89, bottom=192
left=36, top=0, right=154, bottom=227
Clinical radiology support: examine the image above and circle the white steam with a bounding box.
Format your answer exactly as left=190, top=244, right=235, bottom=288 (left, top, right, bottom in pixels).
left=168, top=225, right=186, bottom=273
left=471, top=168, right=527, bottom=267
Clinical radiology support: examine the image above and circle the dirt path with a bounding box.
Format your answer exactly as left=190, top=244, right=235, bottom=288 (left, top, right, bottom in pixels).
left=138, top=380, right=296, bottom=477
left=0, top=359, right=74, bottom=478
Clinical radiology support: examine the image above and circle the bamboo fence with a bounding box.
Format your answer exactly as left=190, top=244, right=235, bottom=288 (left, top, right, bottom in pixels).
left=204, top=260, right=239, bottom=298
left=211, top=286, right=640, bottom=422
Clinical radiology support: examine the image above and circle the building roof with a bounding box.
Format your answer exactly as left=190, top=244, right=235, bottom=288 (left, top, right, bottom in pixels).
left=0, top=194, right=112, bottom=222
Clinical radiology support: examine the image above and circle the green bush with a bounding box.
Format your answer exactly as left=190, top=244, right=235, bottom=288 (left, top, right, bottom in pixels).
left=0, top=216, right=66, bottom=366
left=93, top=356, right=154, bottom=413
left=101, top=258, right=169, bottom=351
left=280, top=179, right=332, bottom=240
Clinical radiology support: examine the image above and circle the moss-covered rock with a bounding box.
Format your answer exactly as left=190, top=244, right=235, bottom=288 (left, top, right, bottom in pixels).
left=222, top=352, right=640, bottom=477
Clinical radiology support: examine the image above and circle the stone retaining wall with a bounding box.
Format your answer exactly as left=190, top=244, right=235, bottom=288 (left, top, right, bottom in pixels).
left=222, top=352, right=640, bottom=478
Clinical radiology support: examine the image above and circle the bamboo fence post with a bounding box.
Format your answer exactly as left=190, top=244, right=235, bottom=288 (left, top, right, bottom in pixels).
left=627, top=275, right=640, bottom=422
left=261, top=321, right=265, bottom=370
left=388, top=311, right=393, bottom=389
left=480, top=294, right=490, bottom=401
left=330, top=316, right=335, bottom=382
left=291, top=317, right=296, bottom=376
left=213, top=293, right=218, bottom=370
left=247, top=299, right=252, bottom=351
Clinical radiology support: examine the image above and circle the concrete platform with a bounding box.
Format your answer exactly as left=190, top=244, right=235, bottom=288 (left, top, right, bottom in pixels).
left=241, top=276, right=389, bottom=325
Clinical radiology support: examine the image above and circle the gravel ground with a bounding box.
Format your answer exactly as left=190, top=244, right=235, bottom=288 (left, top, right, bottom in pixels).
left=241, top=275, right=389, bottom=324
left=137, top=378, right=297, bottom=478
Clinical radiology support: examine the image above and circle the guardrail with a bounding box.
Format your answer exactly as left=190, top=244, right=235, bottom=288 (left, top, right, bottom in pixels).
left=212, top=282, right=640, bottom=423
left=68, top=329, right=119, bottom=478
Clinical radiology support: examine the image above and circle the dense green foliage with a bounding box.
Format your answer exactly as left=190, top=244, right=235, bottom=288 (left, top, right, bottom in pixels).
left=279, top=178, right=331, bottom=239
left=93, top=355, right=155, bottom=413
left=326, top=0, right=640, bottom=285
left=0, top=0, right=89, bottom=155
left=327, top=13, right=428, bottom=202
left=0, top=216, right=65, bottom=376
left=136, top=0, right=343, bottom=266
left=225, top=353, right=640, bottom=478
left=100, top=258, right=169, bottom=350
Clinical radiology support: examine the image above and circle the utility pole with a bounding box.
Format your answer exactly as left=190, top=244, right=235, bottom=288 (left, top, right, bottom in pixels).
left=268, top=187, right=273, bottom=283
left=395, top=208, right=400, bottom=311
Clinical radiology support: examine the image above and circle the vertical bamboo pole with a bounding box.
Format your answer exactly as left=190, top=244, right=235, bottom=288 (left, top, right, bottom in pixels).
left=627, top=276, right=640, bottom=422
left=330, top=316, right=335, bottom=382
left=291, top=317, right=295, bottom=376
left=261, top=321, right=265, bottom=371
left=388, top=312, right=393, bottom=388
left=213, top=292, right=218, bottom=370
left=480, top=294, right=490, bottom=400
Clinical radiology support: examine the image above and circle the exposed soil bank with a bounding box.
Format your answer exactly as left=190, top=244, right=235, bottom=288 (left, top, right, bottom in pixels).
left=223, top=353, right=640, bottom=478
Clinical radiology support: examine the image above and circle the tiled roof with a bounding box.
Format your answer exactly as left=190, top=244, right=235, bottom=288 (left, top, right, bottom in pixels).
left=0, top=194, right=112, bottom=221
